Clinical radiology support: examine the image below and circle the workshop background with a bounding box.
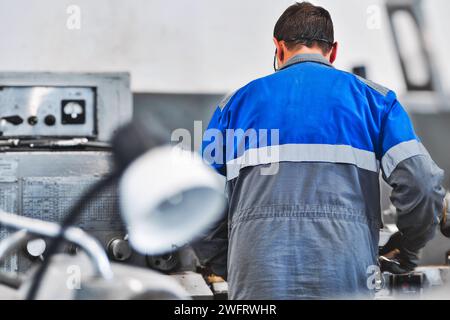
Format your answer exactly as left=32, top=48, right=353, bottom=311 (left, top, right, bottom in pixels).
left=0, top=0, right=450, bottom=299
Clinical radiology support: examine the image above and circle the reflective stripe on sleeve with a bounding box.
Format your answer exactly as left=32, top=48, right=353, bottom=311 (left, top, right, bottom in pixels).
left=381, top=140, right=429, bottom=179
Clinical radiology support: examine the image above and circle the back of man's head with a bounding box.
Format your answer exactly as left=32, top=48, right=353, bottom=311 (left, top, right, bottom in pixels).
left=274, top=2, right=334, bottom=54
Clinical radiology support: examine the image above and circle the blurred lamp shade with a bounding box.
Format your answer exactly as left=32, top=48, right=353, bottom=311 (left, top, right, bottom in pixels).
left=119, top=145, right=225, bottom=255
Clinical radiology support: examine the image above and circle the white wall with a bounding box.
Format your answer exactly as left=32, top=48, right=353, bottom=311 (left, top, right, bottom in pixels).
left=0, top=0, right=448, bottom=94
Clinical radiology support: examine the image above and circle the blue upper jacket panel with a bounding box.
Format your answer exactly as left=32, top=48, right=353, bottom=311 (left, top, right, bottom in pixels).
left=203, top=57, right=418, bottom=167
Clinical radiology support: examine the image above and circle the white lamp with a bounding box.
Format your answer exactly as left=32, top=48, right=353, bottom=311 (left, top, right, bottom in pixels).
left=119, top=145, right=225, bottom=255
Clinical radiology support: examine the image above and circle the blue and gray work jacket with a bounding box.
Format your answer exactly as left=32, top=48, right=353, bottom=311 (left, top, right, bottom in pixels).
left=198, top=53, right=446, bottom=299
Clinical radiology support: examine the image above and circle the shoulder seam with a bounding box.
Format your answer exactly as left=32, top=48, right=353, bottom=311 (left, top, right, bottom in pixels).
left=354, top=75, right=390, bottom=97
left=218, top=90, right=238, bottom=110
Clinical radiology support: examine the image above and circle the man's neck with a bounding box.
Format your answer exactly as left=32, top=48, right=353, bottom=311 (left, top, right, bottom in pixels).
left=282, top=48, right=330, bottom=67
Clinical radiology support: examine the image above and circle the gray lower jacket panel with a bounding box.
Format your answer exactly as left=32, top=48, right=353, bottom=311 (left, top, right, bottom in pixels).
left=225, top=162, right=381, bottom=299
left=194, top=156, right=444, bottom=299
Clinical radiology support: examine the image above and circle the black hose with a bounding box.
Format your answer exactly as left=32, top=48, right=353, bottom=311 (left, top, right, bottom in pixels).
left=25, top=173, right=118, bottom=300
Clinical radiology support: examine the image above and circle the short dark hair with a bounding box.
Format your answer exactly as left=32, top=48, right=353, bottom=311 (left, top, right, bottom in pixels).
left=274, top=2, right=334, bottom=54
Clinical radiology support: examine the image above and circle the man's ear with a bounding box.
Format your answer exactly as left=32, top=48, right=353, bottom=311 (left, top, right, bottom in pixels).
left=273, top=37, right=281, bottom=52
left=273, top=37, right=284, bottom=63
left=329, top=42, right=338, bottom=64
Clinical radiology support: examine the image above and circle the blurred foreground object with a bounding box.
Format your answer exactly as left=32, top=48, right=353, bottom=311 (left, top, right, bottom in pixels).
left=119, top=145, right=225, bottom=255
left=4, top=118, right=225, bottom=299
left=0, top=211, right=189, bottom=300
left=0, top=72, right=225, bottom=299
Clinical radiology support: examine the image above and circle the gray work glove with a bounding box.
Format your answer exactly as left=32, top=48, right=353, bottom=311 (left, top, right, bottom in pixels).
left=379, top=232, right=419, bottom=274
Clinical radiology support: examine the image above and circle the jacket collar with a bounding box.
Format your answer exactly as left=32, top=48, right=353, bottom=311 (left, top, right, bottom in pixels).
left=279, top=53, right=333, bottom=71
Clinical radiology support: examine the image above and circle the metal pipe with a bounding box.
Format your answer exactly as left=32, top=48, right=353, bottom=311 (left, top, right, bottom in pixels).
left=0, top=211, right=113, bottom=280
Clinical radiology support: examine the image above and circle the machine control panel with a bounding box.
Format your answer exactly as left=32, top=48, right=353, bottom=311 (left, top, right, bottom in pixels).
left=0, top=86, right=96, bottom=138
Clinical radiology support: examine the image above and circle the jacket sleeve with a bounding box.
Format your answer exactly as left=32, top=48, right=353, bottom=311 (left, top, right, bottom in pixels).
left=380, top=96, right=446, bottom=252
left=201, top=91, right=237, bottom=177
left=194, top=93, right=236, bottom=277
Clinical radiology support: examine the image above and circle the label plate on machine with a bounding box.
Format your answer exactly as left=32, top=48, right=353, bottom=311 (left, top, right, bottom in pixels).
left=0, top=182, right=19, bottom=272
left=22, top=176, right=123, bottom=231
